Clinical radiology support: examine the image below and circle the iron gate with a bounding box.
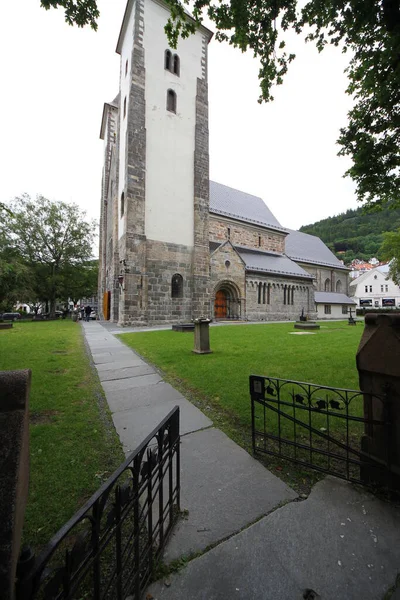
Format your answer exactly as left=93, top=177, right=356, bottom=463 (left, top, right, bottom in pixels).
left=250, top=375, right=394, bottom=491
left=16, top=406, right=180, bottom=600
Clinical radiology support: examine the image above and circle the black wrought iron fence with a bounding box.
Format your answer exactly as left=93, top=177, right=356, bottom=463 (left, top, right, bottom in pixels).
left=16, top=406, right=180, bottom=600
left=250, top=375, right=394, bottom=492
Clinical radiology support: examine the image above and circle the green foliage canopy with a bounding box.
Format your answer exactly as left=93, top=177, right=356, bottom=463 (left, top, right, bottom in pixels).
left=380, top=230, right=400, bottom=285
left=7, top=195, right=97, bottom=315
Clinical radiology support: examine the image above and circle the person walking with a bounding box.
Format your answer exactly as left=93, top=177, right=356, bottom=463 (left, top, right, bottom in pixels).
left=80, top=305, right=85, bottom=321
left=84, top=305, right=92, bottom=322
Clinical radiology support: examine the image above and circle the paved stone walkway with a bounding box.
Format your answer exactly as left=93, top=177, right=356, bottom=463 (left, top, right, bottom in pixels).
left=82, top=321, right=400, bottom=600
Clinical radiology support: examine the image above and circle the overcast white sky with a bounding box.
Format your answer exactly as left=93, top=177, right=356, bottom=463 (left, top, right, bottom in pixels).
left=0, top=0, right=358, bottom=237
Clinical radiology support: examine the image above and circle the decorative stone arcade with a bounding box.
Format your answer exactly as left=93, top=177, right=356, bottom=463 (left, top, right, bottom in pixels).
left=213, top=282, right=242, bottom=320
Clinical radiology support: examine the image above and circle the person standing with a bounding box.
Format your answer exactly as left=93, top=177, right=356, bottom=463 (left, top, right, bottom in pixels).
left=84, top=305, right=92, bottom=322
left=80, top=306, right=85, bottom=321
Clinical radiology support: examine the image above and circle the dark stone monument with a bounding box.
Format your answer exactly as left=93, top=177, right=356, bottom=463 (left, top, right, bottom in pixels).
left=0, top=370, right=31, bottom=600
left=348, top=307, right=357, bottom=325
left=172, top=323, right=195, bottom=333
left=357, top=314, right=400, bottom=491
left=192, top=318, right=212, bottom=354
left=0, top=324, right=13, bottom=330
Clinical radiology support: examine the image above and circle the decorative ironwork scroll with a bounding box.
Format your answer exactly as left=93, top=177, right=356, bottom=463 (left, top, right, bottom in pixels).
left=16, top=406, right=180, bottom=600
left=250, top=375, right=393, bottom=492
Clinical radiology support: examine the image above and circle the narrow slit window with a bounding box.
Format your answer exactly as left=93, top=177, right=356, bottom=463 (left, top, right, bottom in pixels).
left=227, top=227, right=230, bottom=239
left=120, top=192, right=125, bottom=217
left=167, top=89, right=177, bottom=113
left=258, top=236, right=261, bottom=247
left=267, top=284, right=271, bottom=305
left=262, top=283, right=266, bottom=304
left=283, top=286, right=286, bottom=305
left=165, top=50, right=172, bottom=71
left=258, top=283, right=262, bottom=304
left=171, top=274, right=183, bottom=298
left=123, top=97, right=127, bottom=119
left=173, top=54, right=180, bottom=76
left=125, top=59, right=128, bottom=76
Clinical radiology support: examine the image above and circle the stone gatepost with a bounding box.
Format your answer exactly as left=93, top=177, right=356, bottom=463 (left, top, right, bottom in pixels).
left=192, top=318, right=212, bottom=355
left=356, top=314, right=400, bottom=491
left=0, top=370, right=31, bottom=600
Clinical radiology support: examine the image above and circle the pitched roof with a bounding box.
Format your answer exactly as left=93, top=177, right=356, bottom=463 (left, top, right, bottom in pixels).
left=209, top=181, right=287, bottom=233
left=285, top=229, right=349, bottom=270
left=237, top=249, right=313, bottom=279
left=315, top=292, right=356, bottom=305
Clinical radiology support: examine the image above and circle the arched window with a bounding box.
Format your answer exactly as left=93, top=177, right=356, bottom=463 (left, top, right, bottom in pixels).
left=166, top=89, right=177, bottom=113
left=324, top=278, right=331, bottom=292
left=120, top=192, right=125, bottom=217
left=336, top=280, right=342, bottom=292
left=165, top=50, right=172, bottom=71
left=291, top=287, right=294, bottom=305
left=283, top=285, right=287, bottom=305
left=258, top=283, right=262, bottom=304
left=173, top=54, right=180, bottom=76
left=171, top=274, right=183, bottom=298
left=267, top=284, right=271, bottom=305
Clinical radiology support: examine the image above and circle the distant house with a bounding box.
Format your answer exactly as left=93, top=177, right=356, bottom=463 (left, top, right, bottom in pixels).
left=314, top=292, right=356, bottom=320
left=349, top=264, right=400, bottom=309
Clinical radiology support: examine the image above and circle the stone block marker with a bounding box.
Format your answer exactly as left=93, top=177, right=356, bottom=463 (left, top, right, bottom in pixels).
left=357, top=313, right=400, bottom=491
left=0, top=370, right=31, bottom=600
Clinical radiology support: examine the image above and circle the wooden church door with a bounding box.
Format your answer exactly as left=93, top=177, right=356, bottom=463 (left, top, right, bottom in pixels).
left=214, top=290, right=227, bottom=318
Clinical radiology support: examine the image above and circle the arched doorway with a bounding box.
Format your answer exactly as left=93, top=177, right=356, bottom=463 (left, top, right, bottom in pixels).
left=213, top=282, right=241, bottom=320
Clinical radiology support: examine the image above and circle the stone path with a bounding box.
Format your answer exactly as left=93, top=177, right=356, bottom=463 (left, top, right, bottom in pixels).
left=82, top=321, right=296, bottom=560
left=82, top=321, right=400, bottom=600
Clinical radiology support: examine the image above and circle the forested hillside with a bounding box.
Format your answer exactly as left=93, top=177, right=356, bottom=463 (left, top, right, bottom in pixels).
left=300, top=206, right=400, bottom=264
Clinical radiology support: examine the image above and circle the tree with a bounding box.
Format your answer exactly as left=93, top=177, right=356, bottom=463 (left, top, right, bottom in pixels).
left=8, top=195, right=97, bottom=316
left=380, top=230, right=400, bottom=285
left=0, top=205, right=33, bottom=312
left=40, top=0, right=99, bottom=30
left=42, top=0, right=400, bottom=211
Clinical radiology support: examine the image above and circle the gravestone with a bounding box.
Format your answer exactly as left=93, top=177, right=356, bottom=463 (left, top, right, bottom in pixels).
left=192, top=318, right=212, bottom=354
left=0, top=370, right=31, bottom=600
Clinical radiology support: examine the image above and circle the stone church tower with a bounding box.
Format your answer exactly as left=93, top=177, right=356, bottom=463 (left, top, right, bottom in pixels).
left=99, top=0, right=213, bottom=325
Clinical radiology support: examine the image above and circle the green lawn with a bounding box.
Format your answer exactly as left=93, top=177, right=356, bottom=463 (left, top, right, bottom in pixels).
left=119, top=321, right=365, bottom=490
left=0, top=321, right=123, bottom=550
left=120, top=321, right=364, bottom=424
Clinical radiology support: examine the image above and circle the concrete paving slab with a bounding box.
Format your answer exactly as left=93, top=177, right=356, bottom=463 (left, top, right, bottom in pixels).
left=98, top=364, right=155, bottom=382
left=105, top=382, right=186, bottom=412
left=112, top=399, right=213, bottom=454
left=91, top=351, right=136, bottom=364
left=149, top=477, right=400, bottom=600
left=162, top=427, right=297, bottom=562
left=95, top=358, right=145, bottom=371
left=101, top=373, right=162, bottom=392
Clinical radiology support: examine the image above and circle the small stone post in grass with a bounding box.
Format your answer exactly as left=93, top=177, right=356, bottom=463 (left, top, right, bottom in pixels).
left=356, top=313, right=400, bottom=491
left=192, top=317, right=212, bottom=355
left=0, top=370, right=31, bottom=600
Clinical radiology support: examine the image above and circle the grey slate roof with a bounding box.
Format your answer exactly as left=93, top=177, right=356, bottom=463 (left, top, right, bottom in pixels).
left=237, top=249, right=313, bottom=279
left=285, top=229, right=349, bottom=270
left=315, top=292, right=356, bottom=305
left=209, top=181, right=287, bottom=233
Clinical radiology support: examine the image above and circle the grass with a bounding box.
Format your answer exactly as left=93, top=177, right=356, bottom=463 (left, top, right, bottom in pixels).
left=0, top=320, right=124, bottom=551
left=119, top=321, right=365, bottom=492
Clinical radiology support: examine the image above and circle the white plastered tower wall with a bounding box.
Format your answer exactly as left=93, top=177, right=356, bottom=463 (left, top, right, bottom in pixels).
left=108, top=0, right=212, bottom=325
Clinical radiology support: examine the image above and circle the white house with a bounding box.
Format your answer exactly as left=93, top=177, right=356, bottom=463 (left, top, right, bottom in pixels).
left=314, top=292, right=356, bottom=320
left=349, top=264, right=400, bottom=308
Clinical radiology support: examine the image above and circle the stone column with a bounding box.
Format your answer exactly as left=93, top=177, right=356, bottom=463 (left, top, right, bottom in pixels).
left=0, top=370, right=31, bottom=600
left=356, top=313, right=400, bottom=491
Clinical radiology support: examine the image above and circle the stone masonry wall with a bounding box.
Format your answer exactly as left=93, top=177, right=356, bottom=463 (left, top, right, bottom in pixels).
left=143, top=240, right=194, bottom=324
left=209, top=215, right=286, bottom=254
left=119, top=0, right=147, bottom=326
left=192, top=43, right=211, bottom=319
left=246, top=275, right=315, bottom=321
left=299, top=263, right=349, bottom=294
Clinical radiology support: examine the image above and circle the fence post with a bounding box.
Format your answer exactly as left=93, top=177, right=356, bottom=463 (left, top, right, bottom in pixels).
left=356, top=314, right=400, bottom=491
left=0, top=370, right=31, bottom=600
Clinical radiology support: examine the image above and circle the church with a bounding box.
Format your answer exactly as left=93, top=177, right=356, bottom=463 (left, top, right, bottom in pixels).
left=98, top=0, right=351, bottom=326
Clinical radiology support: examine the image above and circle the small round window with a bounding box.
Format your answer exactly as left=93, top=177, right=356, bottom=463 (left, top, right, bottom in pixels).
left=225, top=260, right=231, bottom=268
